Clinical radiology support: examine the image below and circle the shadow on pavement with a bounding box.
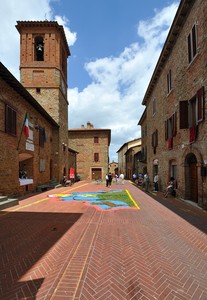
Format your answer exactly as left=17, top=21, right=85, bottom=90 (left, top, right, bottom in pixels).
left=0, top=211, right=82, bottom=299
left=133, top=184, right=207, bottom=234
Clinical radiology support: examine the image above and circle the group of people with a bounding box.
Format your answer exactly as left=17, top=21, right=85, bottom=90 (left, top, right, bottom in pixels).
left=135, top=172, right=176, bottom=197
left=105, top=172, right=125, bottom=187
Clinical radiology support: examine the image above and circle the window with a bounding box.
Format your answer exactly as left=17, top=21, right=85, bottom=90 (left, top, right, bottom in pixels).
left=151, top=130, right=158, bottom=154
left=153, top=98, right=156, bottom=115
left=188, top=24, right=197, bottom=63
left=34, top=36, right=44, bottom=61
left=5, top=105, right=17, bottom=136
left=94, top=136, right=99, bottom=143
left=179, top=87, right=204, bottom=144
left=165, top=113, right=177, bottom=150
left=179, top=87, right=204, bottom=129
left=36, top=88, right=41, bottom=94
left=94, top=153, right=99, bottom=162
left=167, top=69, right=172, bottom=94
left=39, top=127, right=46, bottom=147
left=165, top=112, right=177, bottom=140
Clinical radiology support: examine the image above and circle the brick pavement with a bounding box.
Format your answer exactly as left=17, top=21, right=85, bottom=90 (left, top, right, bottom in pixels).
left=0, top=180, right=207, bottom=299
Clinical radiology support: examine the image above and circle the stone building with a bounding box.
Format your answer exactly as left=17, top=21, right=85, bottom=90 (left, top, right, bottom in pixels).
left=0, top=62, right=59, bottom=196
left=117, top=138, right=141, bottom=179
left=108, top=161, right=118, bottom=176
left=16, top=21, right=70, bottom=180
left=0, top=20, right=70, bottom=198
left=68, top=122, right=111, bottom=181
left=138, top=0, right=207, bottom=208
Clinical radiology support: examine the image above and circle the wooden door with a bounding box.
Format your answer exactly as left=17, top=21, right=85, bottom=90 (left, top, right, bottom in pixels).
left=189, top=162, right=198, bottom=202
left=91, top=168, right=102, bottom=180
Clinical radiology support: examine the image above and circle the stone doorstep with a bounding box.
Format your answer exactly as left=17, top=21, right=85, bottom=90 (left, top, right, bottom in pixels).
left=0, top=198, right=19, bottom=210
left=0, top=196, right=8, bottom=202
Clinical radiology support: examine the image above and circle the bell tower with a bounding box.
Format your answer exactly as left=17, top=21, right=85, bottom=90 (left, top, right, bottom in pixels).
left=16, top=21, right=71, bottom=180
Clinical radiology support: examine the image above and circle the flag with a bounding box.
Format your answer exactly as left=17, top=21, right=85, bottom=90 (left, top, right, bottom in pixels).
left=24, top=113, right=29, bottom=139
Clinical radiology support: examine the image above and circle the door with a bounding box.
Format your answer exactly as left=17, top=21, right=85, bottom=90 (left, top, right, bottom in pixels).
left=91, top=168, right=102, bottom=180
left=190, top=162, right=198, bottom=202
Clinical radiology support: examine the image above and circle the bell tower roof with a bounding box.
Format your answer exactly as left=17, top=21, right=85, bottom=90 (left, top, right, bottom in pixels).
left=16, top=20, right=71, bottom=56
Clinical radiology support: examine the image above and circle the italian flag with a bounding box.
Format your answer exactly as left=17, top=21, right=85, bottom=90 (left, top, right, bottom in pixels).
left=24, top=113, right=29, bottom=139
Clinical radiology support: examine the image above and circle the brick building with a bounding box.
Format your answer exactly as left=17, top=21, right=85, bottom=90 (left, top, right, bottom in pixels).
left=68, top=122, right=111, bottom=181
left=117, top=138, right=141, bottom=179
left=138, top=0, right=207, bottom=208
left=108, top=161, right=118, bottom=176
left=0, top=21, right=70, bottom=197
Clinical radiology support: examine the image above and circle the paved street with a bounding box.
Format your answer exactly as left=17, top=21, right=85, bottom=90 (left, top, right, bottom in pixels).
left=0, top=180, right=207, bottom=300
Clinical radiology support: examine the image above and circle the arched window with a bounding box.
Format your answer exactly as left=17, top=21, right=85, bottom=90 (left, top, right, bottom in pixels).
left=34, top=36, right=44, bottom=61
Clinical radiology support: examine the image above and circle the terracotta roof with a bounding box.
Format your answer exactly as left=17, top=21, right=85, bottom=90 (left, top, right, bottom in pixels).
left=0, top=62, right=59, bottom=128
left=142, top=0, right=195, bottom=105
left=16, top=20, right=71, bottom=56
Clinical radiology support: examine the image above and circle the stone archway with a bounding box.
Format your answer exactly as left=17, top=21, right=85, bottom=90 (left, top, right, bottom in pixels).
left=185, top=153, right=198, bottom=202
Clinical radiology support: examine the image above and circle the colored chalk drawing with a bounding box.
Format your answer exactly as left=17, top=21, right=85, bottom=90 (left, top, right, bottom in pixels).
left=48, top=190, right=139, bottom=211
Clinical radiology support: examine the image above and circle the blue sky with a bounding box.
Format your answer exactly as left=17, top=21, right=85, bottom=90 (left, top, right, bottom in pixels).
left=0, top=0, right=179, bottom=162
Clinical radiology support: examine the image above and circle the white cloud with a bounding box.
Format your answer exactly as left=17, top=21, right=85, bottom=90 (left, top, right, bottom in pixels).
left=0, top=0, right=179, bottom=162
left=54, top=15, right=77, bottom=46
left=0, top=0, right=76, bottom=79
left=68, top=3, right=179, bottom=161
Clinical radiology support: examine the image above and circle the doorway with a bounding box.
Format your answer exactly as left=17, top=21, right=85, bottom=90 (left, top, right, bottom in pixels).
left=185, top=153, right=198, bottom=202
left=91, top=168, right=102, bottom=180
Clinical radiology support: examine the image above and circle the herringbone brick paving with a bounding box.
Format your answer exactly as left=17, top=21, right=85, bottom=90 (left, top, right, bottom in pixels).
left=0, top=181, right=206, bottom=299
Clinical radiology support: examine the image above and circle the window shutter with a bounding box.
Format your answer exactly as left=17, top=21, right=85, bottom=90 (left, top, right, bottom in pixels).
left=192, top=25, right=197, bottom=58
left=172, top=112, right=177, bottom=137
left=197, top=86, right=204, bottom=123
left=179, top=101, right=188, bottom=129
left=188, top=34, right=192, bottom=63
left=5, top=105, right=17, bottom=135
left=165, top=120, right=168, bottom=140
left=155, top=129, right=158, bottom=147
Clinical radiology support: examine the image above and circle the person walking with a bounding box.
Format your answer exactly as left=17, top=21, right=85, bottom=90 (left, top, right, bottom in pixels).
left=119, top=173, right=125, bottom=185
left=154, top=173, right=159, bottom=192
left=115, top=174, right=119, bottom=184
left=105, top=174, right=109, bottom=187
left=108, top=172, right=112, bottom=186
left=144, top=172, right=149, bottom=192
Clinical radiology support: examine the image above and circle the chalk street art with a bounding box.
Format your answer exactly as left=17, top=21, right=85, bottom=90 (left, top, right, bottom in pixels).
left=48, top=190, right=140, bottom=211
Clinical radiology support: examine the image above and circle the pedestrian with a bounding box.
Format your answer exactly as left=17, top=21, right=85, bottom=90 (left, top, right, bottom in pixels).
left=108, top=172, right=112, bottom=186
left=132, top=173, right=137, bottom=182
left=154, top=173, right=159, bottom=192
left=115, top=174, right=119, bottom=184
left=143, top=172, right=149, bottom=192
left=105, top=173, right=109, bottom=187
left=119, top=173, right=125, bottom=185
left=164, top=177, right=175, bottom=197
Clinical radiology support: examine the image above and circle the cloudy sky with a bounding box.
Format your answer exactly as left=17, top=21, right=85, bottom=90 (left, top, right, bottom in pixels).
left=0, top=0, right=179, bottom=162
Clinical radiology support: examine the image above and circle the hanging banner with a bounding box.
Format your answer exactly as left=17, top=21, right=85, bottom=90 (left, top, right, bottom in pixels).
left=69, top=168, right=75, bottom=179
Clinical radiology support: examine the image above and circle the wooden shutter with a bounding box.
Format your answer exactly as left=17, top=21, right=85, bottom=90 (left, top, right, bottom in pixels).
left=5, top=105, right=17, bottom=135
left=172, top=112, right=177, bottom=137
left=165, top=120, right=168, bottom=140
left=197, top=86, right=204, bottom=123
left=179, top=101, right=188, bottom=129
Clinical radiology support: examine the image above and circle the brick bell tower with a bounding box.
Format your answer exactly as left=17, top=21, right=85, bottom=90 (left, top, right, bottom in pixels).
left=16, top=21, right=71, bottom=181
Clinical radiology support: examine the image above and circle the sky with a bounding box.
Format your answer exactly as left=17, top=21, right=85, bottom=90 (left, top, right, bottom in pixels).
left=0, top=0, right=180, bottom=162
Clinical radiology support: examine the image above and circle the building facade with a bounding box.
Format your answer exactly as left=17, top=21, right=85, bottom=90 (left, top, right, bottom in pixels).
left=16, top=21, right=70, bottom=180
left=0, top=62, right=59, bottom=195
left=68, top=122, right=111, bottom=181
left=108, top=161, right=118, bottom=176
left=138, top=0, right=207, bottom=208
left=117, top=138, right=141, bottom=179
left=0, top=20, right=70, bottom=197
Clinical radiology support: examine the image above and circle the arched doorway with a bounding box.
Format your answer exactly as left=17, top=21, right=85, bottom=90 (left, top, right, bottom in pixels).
left=185, top=153, right=198, bottom=202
